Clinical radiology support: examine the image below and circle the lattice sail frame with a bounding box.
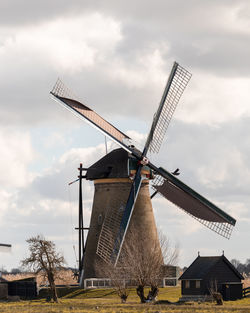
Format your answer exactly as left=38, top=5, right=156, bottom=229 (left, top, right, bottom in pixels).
left=147, top=63, right=192, bottom=154
left=96, top=171, right=143, bottom=265
left=51, top=78, right=79, bottom=101
left=151, top=175, right=234, bottom=239
left=97, top=195, right=128, bottom=264
left=50, top=79, right=131, bottom=150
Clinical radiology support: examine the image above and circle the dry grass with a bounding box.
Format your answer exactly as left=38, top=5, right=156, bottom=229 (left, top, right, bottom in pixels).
left=0, top=287, right=249, bottom=312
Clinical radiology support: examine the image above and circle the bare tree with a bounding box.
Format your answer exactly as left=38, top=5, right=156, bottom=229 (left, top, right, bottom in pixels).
left=208, top=279, right=223, bottom=305
left=231, top=259, right=240, bottom=269
left=122, top=229, right=178, bottom=303
left=99, top=228, right=179, bottom=303
left=98, top=261, right=130, bottom=303
left=21, top=235, right=66, bottom=302
left=98, top=226, right=178, bottom=304
left=159, top=231, right=179, bottom=267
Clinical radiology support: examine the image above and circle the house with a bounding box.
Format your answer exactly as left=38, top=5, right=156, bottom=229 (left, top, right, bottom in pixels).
left=179, top=254, right=244, bottom=301
left=0, top=276, right=8, bottom=299
left=0, top=276, right=37, bottom=300
left=7, top=277, right=37, bottom=299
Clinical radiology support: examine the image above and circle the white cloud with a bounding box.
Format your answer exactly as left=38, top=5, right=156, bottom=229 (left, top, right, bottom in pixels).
left=126, top=130, right=147, bottom=150
left=1, top=0, right=250, bottom=270
left=0, top=190, right=12, bottom=223
left=0, top=142, right=102, bottom=269
left=197, top=146, right=249, bottom=188
left=0, top=13, right=122, bottom=73
left=43, top=131, right=69, bottom=149
left=226, top=201, right=250, bottom=221
left=0, top=129, right=34, bottom=188
left=175, top=72, right=250, bottom=125
left=110, top=47, right=169, bottom=89
left=154, top=196, right=203, bottom=236
left=58, top=143, right=106, bottom=166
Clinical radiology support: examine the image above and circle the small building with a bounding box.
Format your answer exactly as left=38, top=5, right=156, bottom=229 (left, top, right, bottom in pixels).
left=0, top=277, right=37, bottom=300
left=7, top=277, right=37, bottom=299
left=179, top=254, right=244, bottom=301
left=0, top=276, right=8, bottom=299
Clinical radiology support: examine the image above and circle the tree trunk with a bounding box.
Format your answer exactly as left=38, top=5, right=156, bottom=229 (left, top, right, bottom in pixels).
left=136, top=285, right=146, bottom=303
left=117, top=287, right=128, bottom=303
left=146, top=285, right=159, bottom=302
left=48, top=271, right=58, bottom=302
left=120, top=294, right=128, bottom=303
left=51, top=283, right=58, bottom=303
left=213, top=292, right=223, bottom=305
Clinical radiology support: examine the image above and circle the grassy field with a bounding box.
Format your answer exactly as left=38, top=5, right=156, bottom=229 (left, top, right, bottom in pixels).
left=0, top=287, right=250, bottom=312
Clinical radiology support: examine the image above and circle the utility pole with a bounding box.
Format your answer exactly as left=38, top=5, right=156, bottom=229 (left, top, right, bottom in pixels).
left=69, top=164, right=88, bottom=277
left=78, top=163, right=84, bottom=274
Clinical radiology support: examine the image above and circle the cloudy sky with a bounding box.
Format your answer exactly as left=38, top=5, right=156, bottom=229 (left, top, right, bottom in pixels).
left=0, top=0, right=250, bottom=271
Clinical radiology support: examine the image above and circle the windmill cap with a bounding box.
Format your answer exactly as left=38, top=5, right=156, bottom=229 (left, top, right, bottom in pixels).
left=86, top=148, right=151, bottom=180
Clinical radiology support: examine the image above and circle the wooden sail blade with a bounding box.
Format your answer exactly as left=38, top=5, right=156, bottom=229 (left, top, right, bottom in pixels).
left=50, top=79, right=131, bottom=152
left=152, top=173, right=235, bottom=239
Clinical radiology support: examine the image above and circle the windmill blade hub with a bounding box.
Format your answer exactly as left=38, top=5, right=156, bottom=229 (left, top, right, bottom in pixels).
left=140, top=157, right=149, bottom=166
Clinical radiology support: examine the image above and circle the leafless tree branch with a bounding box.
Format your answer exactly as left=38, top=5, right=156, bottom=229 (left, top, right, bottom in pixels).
left=21, top=235, right=66, bottom=302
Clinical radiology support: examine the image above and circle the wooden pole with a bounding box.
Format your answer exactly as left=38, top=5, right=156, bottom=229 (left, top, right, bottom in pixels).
left=78, top=163, right=84, bottom=273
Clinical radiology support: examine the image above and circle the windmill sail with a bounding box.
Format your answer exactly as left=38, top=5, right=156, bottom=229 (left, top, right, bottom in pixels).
left=96, top=166, right=143, bottom=265
left=111, top=169, right=143, bottom=265
left=96, top=200, right=127, bottom=264
left=50, top=79, right=131, bottom=152
left=51, top=61, right=237, bottom=270
left=145, top=62, right=192, bottom=154
left=108, top=62, right=192, bottom=265
left=0, top=243, right=11, bottom=252
left=152, top=169, right=235, bottom=239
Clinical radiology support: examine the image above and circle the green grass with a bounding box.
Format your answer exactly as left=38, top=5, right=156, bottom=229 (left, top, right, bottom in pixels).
left=0, top=287, right=250, bottom=312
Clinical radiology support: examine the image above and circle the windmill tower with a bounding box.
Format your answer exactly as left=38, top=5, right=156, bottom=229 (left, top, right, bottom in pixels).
left=83, top=148, right=161, bottom=279
left=50, top=62, right=236, bottom=282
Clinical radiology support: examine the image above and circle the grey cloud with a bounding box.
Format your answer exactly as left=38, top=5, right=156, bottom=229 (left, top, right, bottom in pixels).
left=0, top=210, right=79, bottom=269
left=1, top=0, right=250, bottom=127
left=1, top=0, right=250, bottom=270
left=1, top=116, right=250, bottom=269
left=152, top=117, right=250, bottom=208
left=14, top=116, right=250, bottom=221
left=0, top=1, right=85, bottom=26
left=173, top=36, right=250, bottom=77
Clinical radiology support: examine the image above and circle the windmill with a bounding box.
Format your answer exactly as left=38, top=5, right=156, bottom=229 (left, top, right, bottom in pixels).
left=50, top=62, right=236, bottom=282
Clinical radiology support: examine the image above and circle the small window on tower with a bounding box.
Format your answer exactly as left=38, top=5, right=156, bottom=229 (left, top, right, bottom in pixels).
left=98, top=214, right=103, bottom=225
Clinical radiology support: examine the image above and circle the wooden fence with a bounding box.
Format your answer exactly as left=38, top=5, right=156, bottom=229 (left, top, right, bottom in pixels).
left=242, top=287, right=250, bottom=298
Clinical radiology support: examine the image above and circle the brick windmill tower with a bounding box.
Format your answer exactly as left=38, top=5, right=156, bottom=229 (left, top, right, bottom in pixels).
left=50, top=62, right=236, bottom=283
left=83, top=147, right=160, bottom=279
